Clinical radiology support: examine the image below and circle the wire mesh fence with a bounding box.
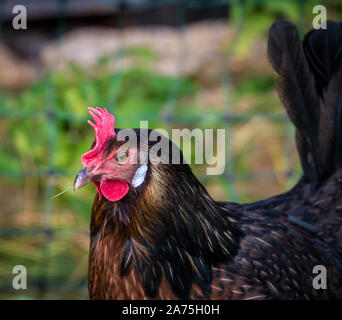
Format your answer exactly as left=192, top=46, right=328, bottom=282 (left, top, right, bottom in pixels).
left=0, top=0, right=340, bottom=299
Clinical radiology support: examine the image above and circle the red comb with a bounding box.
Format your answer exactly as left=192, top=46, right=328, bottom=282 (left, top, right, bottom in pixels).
left=81, top=107, right=115, bottom=167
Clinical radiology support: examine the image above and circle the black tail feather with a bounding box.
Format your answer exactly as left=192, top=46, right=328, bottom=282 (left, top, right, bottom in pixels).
left=304, top=21, right=342, bottom=96
left=268, top=20, right=342, bottom=185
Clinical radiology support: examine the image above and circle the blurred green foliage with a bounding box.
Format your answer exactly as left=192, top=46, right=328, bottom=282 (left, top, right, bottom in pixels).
left=230, top=0, right=342, bottom=55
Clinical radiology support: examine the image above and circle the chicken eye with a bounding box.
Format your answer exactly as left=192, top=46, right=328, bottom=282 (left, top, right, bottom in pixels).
left=116, top=150, right=129, bottom=163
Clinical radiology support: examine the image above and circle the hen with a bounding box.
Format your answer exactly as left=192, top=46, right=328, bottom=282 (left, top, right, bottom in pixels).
left=74, top=21, right=342, bottom=299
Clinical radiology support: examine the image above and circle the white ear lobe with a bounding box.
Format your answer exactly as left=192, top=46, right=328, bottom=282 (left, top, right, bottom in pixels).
left=132, top=163, right=148, bottom=188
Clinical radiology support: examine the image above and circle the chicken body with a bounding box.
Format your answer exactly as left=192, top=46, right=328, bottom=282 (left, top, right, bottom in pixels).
left=75, top=20, right=342, bottom=299
left=88, top=163, right=342, bottom=299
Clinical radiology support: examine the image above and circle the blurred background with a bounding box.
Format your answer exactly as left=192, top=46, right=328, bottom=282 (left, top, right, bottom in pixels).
left=0, top=0, right=341, bottom=299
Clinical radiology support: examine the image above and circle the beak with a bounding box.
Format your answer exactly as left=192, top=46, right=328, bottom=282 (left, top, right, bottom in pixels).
left=74, top=168, right=92, bottom=191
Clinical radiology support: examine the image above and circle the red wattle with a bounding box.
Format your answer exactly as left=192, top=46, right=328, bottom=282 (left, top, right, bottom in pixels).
left=99, top=180, right=129, bottom=201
